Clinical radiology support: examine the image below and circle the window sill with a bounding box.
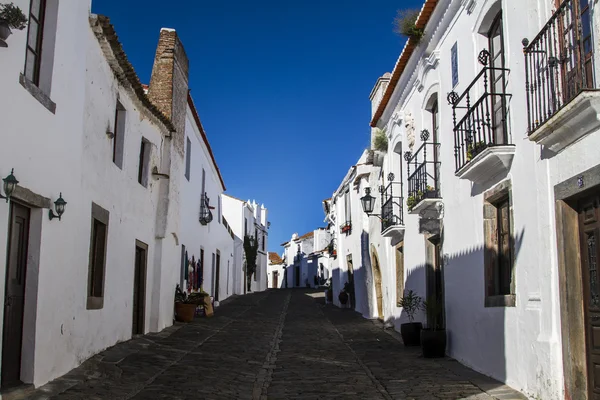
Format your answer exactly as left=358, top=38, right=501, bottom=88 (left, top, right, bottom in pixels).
left=485, top=294, right=515, bottom=308
left=19, top=73, right=56, bottom=114
left=87, top=296, right=104, bottom=310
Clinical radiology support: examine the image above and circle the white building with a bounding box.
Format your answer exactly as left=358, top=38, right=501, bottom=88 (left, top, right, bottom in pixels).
left=222, top=195, right=269, bottom=294
left=267, top=252, right=285, bottom=288
left=360, top=0, right=600, bottom=398
left=0, top=1, right=265, bottom=390
left=280, top=228, right=332, bottom=289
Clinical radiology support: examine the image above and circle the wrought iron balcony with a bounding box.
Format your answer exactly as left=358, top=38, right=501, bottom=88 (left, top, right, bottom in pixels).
left=381, top=181, right=404, bottom=232
left=449, top=50, right=512, bottom=174
left=523, top=0, right=599, bottom=151
left=405, top=138, right=441, bottom=214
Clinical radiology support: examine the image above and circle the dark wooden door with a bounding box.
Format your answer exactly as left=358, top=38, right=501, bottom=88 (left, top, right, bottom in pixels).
left=2, top=203, right=30, bottom=388
left=272, top=271, right=278, bottom=288
left=132, top=244, right=146, bottom=336
left=579, top=191, right=600, bottom=399
left=214, top=253, right=220, bottom=301
left=295, top=266, right=300, bottom=287
left=347, top=256, right=355, bottom=310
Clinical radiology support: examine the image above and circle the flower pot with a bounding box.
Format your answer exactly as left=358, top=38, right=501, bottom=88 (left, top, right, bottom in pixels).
left=421, top=329, right=446, bottom=358
left=338, top=291, right=348, bottom=305
left=0, top=20, right=11, bottom=48
left=175, top=302, right=197, bottom=323
left=400, top=322, right=422, bottom=346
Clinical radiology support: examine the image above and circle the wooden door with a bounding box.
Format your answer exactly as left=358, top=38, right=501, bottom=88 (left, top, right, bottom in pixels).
left=579, top=191, right=600, bottom=399
left=347, top=256, right=355, bottom=310
left=272, top=271, right=278, bottom=288
left=132, top=243, right=147, bottom=336
left=214, top=252, right=221, bottom=301
left=2, top=203, right=30, bottom=388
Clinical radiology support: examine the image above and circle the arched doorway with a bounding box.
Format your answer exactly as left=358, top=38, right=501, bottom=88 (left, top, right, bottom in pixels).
left=371, top=247, right=384, bottom=320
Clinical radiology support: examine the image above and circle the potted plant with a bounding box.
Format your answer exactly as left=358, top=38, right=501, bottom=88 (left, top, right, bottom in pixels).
left=338, top=282, right=350, bottom=305
left=0, top=3, right=27, bottom=47
left=421, top=295, right=446, bottom=358
left=325, top=278, right=333, bottom=303
left=372, top=128, right=388, bottom=152
left=466, top=141, right=486, bottom=161
left=174, top=285, right=199, bottom=323
left=394, top=9, right=425, bottom=43
left=398, top=290, right=423, bottom=346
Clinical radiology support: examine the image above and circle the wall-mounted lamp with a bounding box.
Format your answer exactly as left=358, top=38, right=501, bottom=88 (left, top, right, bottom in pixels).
left=0, top=169, right=18, bottom=203
left=360, top=187, right=381, bottom=219
left=267, top=221, right=271, bottom=229
left=49, top=193, right=67, bottom=221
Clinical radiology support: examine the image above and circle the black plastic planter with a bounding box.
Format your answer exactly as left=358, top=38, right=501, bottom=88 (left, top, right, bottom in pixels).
left=400, top=322, right=422, bottom=346
left=421, top=329, right=446, bottom=358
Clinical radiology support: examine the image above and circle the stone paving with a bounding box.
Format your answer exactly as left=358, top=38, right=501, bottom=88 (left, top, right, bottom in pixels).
left=18, top=289, right=528, bottom=400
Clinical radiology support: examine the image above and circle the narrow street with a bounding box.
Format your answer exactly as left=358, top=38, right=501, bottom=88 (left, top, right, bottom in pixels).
left=20, top=289, right=525, bottom=400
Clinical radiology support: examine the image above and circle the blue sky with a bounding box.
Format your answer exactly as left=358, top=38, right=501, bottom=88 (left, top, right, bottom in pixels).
left=91, top=0, right=421, bottom=253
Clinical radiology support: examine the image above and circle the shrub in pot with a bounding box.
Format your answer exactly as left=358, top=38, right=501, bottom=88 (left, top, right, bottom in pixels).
left=338, top=288, right=349, bottom=305
left=0, top=3, right=27, bottom=47
left=421, top=295, right=446, bottom=358
left=398, top=290, right=422, bottom=346
left=174, top=285, right=199, bottom=323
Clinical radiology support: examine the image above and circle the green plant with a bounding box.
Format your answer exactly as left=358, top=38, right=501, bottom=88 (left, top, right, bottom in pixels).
left=0, top=3, right=27, bottom=30
left=422, top=296, right=444, bottom=331
left=175, top=284, right=201, bottom=304
left=399, top=290, right=422, bottom=322
left=394, top=9, right=424, bottom=43
left=466, top=141, right=486, bottom=161
left=372, top=128, right=388, bottom=152
left=406, top=195, right=418, bottom=211
left=244, top=234, right=259, bottom=291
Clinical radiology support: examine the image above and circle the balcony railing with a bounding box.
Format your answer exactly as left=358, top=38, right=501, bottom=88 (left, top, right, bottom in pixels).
left=523, top=0, right=595, bottom=134
left=449, top=50, right=511, bottom=172
left=381, top=181, right=403, bottom=232
left=405, top=140, right=441, bottom=211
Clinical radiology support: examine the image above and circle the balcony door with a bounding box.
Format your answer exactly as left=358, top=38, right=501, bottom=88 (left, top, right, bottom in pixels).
left=487, top=12, right=508, bottom=145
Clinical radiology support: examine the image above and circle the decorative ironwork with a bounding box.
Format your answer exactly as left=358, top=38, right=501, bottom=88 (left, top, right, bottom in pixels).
left=406, top=142, right=441, bottom=210
left=381, top=181, right=404, bottom=232
left=523, top=0, right=595, bottom=134
left=477, top=49, right=490, bottom=66
left=588, top=233, right=599, bottom=307
left=420, top=129, right=430, bottom=142
left=403, top=151, right=413, bottom=162
left=446, top=91, right=459, bottom=106
left=451, top=50, right=511, bottom=172
left=387, top=172, right=395, bottom=182
left=378, top=185, right=385, bottom=194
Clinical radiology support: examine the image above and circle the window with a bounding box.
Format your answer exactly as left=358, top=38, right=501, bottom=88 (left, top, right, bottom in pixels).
left=487, top=12, right=508, bottom=145
left=262, top=233, right=265, bottom=251
left=217, top=195, right=221, bottom=224
left=138, top=138, right=150, bottom=187
left=24, top=0, right=46, bottom=86
left=113, top=101, right=126, bottom=168
left=199, top=248, right=204, bottom=289
left=245, top=218, right=248, bottom=235
left=395, top=243, right=404, bottom=306
left=185, top=138, right=191, bottom=181
left=451, top=42, right=458, bottom=88
left=483, top=180, right=515, bottom=307
left=180, top=244, right=186, bottom=287
left=344, top=190, right=351, bottom=223
left=87, top=203, right=109, bottom=310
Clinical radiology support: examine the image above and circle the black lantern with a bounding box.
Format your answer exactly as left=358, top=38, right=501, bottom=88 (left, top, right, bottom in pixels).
left=49, top=193, right=67, bottom=221
left=199, top=193, right=213, bottom=225
left=360, top=187, right=376, bottom=215
left=1, top=169, right=18, bottom=203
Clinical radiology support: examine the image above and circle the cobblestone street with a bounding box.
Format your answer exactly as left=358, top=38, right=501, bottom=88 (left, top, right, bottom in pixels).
left=21, top=290, right=526, bottom=400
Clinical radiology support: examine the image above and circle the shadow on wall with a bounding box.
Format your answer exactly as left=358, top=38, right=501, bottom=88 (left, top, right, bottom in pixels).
left=386, top=229, right=525, bottom=388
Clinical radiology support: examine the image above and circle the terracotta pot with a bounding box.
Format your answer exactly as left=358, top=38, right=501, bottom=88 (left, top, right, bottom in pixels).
left=421, top=329, right=446, bottom=358
left=175, top=302, right=196, bottom=323
left=400, top=322, right=422, bottom=346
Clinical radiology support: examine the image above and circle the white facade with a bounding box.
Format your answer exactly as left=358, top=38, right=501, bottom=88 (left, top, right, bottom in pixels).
left=222, top=195, right=269, bottom=294
left=355, top=0, right=600, bottom=398
left=0, top=1, right=267, bottom=389
left=267, top=252, right=286, bottom=289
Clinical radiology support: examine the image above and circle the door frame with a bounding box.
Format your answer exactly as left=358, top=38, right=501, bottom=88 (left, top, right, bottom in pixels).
left=554, top=164, right=600, bottom=400
left=370, top=246, right=384, bottom=319
left=132, top=240, right=147, bottom=336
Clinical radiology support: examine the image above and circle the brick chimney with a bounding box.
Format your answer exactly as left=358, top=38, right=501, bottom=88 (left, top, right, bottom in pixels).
left=148, top=28, right=190, bottom=155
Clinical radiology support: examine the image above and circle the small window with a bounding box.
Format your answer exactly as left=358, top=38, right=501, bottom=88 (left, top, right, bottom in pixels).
left=451, top=42, right=459, bottom=88
left=244, top=218, right=248, bottom=235
left=185, top=138, right=191, bottom=181
left=138, top=138, right=150, bottom=187
left=262, top=233, right=265, bottom=251
left=113, top=101, right=126, bottom=168
left=483, top=181, right=515, bottom=307
left=217, top=195, right=221, bottom=223
left=24, top=0, right=47, bottom=86
left=87, top=203, right=109, bottom=310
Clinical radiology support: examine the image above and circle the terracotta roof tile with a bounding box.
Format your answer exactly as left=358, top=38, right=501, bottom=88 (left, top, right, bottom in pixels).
left=268, top=252, right=283, bottom=264
left=294, top=231, right=314, bottom=241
